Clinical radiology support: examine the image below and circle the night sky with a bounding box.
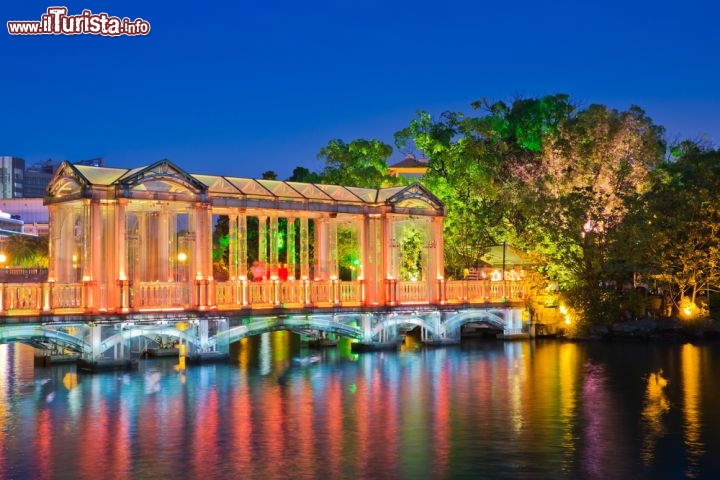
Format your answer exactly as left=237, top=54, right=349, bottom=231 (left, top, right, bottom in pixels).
left=2, top=0, right=718, bottom=179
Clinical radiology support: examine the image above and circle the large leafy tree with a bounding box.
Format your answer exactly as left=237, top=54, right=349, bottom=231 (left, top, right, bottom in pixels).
left=636, top=145, right=720, bottom=315
left=318, top=138, right=399, bottom=188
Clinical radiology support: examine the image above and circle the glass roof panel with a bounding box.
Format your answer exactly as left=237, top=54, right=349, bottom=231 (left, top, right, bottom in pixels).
left=225, top=177, right=274, bottom=197
left=346, top=187, right=378, bottom=203
left=285, top=182, right=333, bottom=200
left=314, top=184, right=363, bottom=202
left=131, top=180, right=193, bottom=194
left=376, top=186, right=406, bottom=202
left=117, top=166, right=146, bottom=182
left=75, top=165, right=129, bottom=185
left=191, top=175, right=239, bottom=194
left=256, top=179, right=304, bottom=198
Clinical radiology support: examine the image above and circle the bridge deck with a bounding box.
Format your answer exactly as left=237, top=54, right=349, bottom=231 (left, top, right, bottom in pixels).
left=0, top=278, right=527, bottom=321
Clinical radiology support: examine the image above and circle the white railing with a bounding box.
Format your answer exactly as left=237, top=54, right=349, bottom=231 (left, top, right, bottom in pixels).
left=247, top=282, right=274, bottom=305
left=280, top=281, right=305, bottom=305
left=339, top=281, right=361, bottom=304
left=52, top=283, right=83, bottom=309
left=4, top=284, right=42, bottom=310
left=444, top=280, right=526, bottom=304
left=396, top=281, right=427, bottom=303
left=135, top=282, right=189, bottom=308
left=0, top=278, right=528, bottom=316
left=311, top=281, right=333, bottom=305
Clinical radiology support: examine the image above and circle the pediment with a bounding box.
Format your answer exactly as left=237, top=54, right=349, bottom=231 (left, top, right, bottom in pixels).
left=118, top=160, right=207, bottom=195
left=385, top=183, right=444, bottom=213
left=46, top=161, right=89, bottom=200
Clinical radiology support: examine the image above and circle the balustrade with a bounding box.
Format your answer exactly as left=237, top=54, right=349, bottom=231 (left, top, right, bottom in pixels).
left=135, top=282, right=189, bottom=309
left=396, top=281, right=427, bottom=304
left=0, top=277, right=527, bottom=316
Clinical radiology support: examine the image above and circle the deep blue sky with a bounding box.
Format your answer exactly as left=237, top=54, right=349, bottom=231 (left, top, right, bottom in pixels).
left=2, top=1, right=719, bottom=179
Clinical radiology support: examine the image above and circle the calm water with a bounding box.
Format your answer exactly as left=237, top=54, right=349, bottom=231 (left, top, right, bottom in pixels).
left=1, top=335, right=720, bottom=480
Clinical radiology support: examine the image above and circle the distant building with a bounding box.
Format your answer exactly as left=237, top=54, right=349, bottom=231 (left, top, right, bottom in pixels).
left=23, top=159, right=57, bottom=198
left=0, top=154, right=105, bottom=201
left=0, top=198, right=48, bottom=235
left=388, top=154, right=428, bottom=179
left=0, top=156, right=25, bottom=198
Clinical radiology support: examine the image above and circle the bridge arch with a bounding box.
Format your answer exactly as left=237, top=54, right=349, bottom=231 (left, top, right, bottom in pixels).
left=443, top=309, right=509, bottom=337
left=217, top=314, right=364, bottom=346
left=0, top=325, right=90, bottom=354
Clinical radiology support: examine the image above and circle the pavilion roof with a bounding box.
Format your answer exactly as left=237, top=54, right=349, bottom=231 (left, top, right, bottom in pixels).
left=46, top=160, right=445, bottom=215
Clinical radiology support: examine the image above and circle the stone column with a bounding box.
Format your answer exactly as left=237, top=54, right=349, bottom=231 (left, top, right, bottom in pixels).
left=315, top=217, right=327, bottom=280
left=258, top=215, right=267, bottom=264
left=47, top=204, right=57, bottom=282
left=299, top=217, right=309, bottom=279
left=238, top=213, right=247, bottom=279
left=229, top=213, right=238, bottom=280
left=286, top=217, right=295, bottom=279
left=82, top=199, right=92, bottom=281
left=159, top=209, right=170, bottom=281
left=269, top=215, right=279, bottom=278
left=328, top=217, right=338, bottom=279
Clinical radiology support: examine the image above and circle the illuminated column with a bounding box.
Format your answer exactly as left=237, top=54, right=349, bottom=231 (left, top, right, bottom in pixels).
left=299, top=217, right=309, bottom=279
left=205, top=206, right=213, bottom=281
left=328, top=217, right=338, bottom=279
left=315, top=217, right=328, bottom=279
left=228, top=213, right=238, bottom=280
left=238, top=213, right=247, bottom=279
left=382, top=214, right=394, bottom=280
left=82, top=199, right=92, bottom=281
left=89, top=324, right=102, bottom=361
left=258, top=215, right=267, bottom=264
left=269, top=215, right=279, bottom=278
left=159, top=209, right=170, bottom=281
left=137, top=212, right=148, bottom=282
left=47, top=204, right=57, bottom=281
left=287, top=217, right=296, bottom=279
left=357, top=215, right=366, bottom=281
left=116, top=199, right=128, bottom=281
left=429, top=216, right=445, bottom=303
left=365, top=214, right=383, bottom=305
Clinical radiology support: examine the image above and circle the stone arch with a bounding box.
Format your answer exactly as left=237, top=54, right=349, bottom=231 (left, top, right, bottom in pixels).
left=0, top=325, right=90, bottom=354
left=443, top=309, right=509, bottom=337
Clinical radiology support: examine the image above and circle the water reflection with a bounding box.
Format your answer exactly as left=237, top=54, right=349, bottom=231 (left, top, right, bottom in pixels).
left=641, top=369, right=670, bottom=466
left=682, top=343, right=704, bottom=478
left=2, top=337, right=720, bottom=479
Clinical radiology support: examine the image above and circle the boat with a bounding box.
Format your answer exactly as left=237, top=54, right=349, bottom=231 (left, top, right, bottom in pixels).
left=292, top=355, right=321, bottom=366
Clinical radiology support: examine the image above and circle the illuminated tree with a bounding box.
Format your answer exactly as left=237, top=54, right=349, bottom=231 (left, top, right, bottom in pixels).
left=318, top=138, right=399, bottom=188
left=635, top=145, right=720, bottom=316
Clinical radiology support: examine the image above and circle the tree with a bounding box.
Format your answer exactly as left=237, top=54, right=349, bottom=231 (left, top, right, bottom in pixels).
left=636, top=145, right=720, bottom=317
left=3, top=235, right=49, bottom=267
left=287, top=166, right=321, bottom=183
left=261, top=170, right=278, bottom=180
left=318, top=138, right=399, bottom=188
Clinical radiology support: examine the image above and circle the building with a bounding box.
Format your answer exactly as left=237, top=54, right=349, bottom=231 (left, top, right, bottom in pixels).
left=388, top=154, right=429, bottom=179
left=0, top=198, right=48, bottom=235
left=0, top=156, right=25, bottom=198
left=24, top=157, right=104, bottom=198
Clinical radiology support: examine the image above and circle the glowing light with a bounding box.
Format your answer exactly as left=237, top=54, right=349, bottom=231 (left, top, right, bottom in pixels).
left=0, top=253, right=6, bottom=264
left=683, top=306, right=692, bottom=316
left=177, top=252, right=187, bottom=263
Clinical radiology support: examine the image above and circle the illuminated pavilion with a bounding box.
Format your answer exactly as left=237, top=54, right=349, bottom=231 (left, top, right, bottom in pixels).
left=44, top=160, right=446, bottom=313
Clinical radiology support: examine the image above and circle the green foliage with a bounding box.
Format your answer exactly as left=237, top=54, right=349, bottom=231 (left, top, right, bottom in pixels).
left=399, top=225, right=423, bottom=281
left=261, top=170, right=278, bottom=180
left=287, top=166, right=322, bottom=183
left=318, top=138, right=400, bottom=188
left=636, top=147, right=720, bottom=309
left=3, top=235, right=49, bottom=268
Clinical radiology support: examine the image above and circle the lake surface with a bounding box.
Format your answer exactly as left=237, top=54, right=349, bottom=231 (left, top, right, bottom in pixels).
left=1, top=335, right=719, bottom=479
